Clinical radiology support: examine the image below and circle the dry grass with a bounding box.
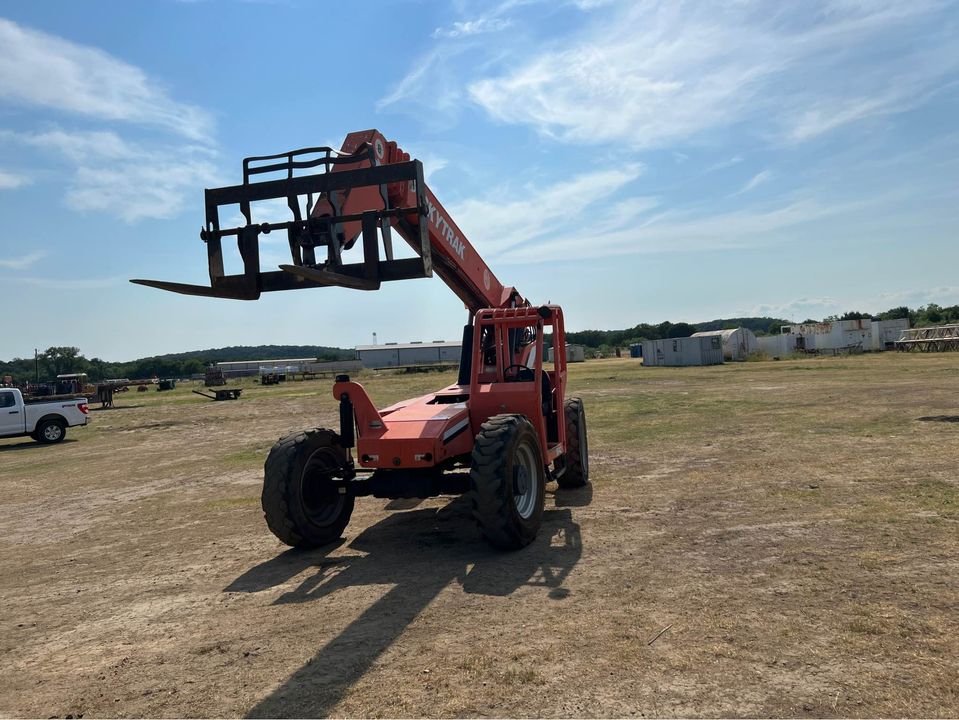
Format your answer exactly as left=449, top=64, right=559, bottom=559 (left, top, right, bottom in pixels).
left=0, top=353, right=957, bottom=717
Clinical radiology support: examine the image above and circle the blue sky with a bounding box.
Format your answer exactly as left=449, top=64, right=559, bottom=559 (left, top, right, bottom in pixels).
left=1, top=0, right=957, bottom=361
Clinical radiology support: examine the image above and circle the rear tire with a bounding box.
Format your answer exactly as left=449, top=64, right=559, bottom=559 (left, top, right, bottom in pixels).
left=470, top=414, right=545, bottom=550
left=557, top=397, right=588, bottom=489
left=35, top=419, right=66, bottom=444
left=262, top=428, right=355, bottom=548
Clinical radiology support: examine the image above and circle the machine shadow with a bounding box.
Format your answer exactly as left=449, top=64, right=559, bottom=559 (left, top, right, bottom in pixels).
left=236, top=486, right=590, bottom=718
left=0, top=438, right=79, bottom=452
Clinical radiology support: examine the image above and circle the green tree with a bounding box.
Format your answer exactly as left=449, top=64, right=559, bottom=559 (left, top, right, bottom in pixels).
left=667, top=322, right=697, bottom=338
left=41, top=346, right=83, bottom=377
left=877, top=306, right=911, bottom=321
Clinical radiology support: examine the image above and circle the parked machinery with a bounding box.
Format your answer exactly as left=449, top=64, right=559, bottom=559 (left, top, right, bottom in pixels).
left=133, top=129, right=589, bottom=550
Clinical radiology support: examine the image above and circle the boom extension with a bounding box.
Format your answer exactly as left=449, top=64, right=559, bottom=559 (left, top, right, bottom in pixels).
left=131, top=131, right=521, bottom=313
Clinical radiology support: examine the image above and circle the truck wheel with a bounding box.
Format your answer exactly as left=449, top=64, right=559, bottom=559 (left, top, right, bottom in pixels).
left=262, top=428, right=355, bottom=548
left=470, top=414, right=545, bottom=550
left=557, top=397, right=589, bottom=489
left=36, top=419, right=66, bottom=444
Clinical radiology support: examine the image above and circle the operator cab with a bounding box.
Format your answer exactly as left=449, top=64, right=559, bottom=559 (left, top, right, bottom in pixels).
left=467, top=307, right=565, bottom=447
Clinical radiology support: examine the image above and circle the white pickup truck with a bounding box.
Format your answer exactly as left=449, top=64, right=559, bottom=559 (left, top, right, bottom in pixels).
left=0, top=388, right=90, bottom=444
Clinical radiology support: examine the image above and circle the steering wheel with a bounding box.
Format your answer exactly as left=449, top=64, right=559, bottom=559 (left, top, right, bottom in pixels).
left=503, top=364, right=535, bottom=382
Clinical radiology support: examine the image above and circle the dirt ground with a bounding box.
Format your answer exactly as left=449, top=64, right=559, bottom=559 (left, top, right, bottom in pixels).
left=1, top=354, right=957, bottom=718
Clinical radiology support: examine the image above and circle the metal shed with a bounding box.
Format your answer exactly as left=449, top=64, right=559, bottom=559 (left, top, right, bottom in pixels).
left=355, top=341, right=461, bottom=369
left=692, top=328, right=759, bottom=361
left=546, top=343, right=587, bottom=363
left=641, top=336, right=724, bottom=366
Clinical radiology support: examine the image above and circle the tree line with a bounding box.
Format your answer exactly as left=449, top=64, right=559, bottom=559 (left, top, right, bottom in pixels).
left=2, top=304, right=953, bottom=382
left=0, top=345, right=353, bottom=384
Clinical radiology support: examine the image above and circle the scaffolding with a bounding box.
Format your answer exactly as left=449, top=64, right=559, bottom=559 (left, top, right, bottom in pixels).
left=895, top=324, right=959, bottom=352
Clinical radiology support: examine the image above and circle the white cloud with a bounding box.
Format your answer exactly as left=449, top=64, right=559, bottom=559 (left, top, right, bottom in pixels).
left=376, top=46, right=468, bottom=123
left=0, top=18, right=212, bottom=140
left=10, top=129, right=220, bottom=223
left=730, top=170, right=773, bottom=197
left=465, top=1, right=958, bottom=148
left=872, top=286, right=959, bottom=310
left=0, top=251, right=46, bottom=270
left=571, top=0, right=616, bottom=8
left=706, top=156, right=744, bottom=173
left=490, top=192, right=868, bottom=265
left=450, top=164, right=647, bottom=255
left=397, top=142, right=448, bottom=185
left=0, top=169, right=29, bottom=189
left=751, top=285, right=959, bottom=321
left=67, top=159, right=218, bottom=223
left=433, top=17, right=511, bottom=39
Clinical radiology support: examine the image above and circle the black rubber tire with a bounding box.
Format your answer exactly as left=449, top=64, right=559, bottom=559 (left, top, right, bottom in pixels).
left=262, top=428, right=355, bottom=548
left=557, top=397, right=589, bottom=489
left=470, top=414, right=546, bottom=550
left=35, top=419, right=66, bottom=444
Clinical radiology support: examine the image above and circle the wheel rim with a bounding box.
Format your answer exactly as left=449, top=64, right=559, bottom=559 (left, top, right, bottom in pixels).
left=43, top=424, right=62, bottom=441
left=512, top=438, right=541, bottom=519
left=300, top=446, right=346, bottom=527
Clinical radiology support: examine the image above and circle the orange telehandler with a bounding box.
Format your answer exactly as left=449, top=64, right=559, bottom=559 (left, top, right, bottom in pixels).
left=133, top=130, right=589, bottom=550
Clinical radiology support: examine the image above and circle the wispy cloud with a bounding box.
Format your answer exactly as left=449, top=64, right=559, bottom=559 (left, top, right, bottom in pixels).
left=0, top=251, right=46, bottom=270
left=7, top=129, right=220, bottom=222
left=571, top=0, right=616, bottom=8
left=464, top=0, right=958, bottom=148
left=0, top=20, right=221, bottom=224
left=15, top=275, right=129, bottom=290
left=705, top=156, right=744, bottom=174
left=871, top=286, right=959, bottom=310
left=751, top=285, right=959, bottom=321
left=0, top=18, right=213, bottom=140
left=729, top=170, right=773, bottom=197
left=451, top=164, right=648, bottom=256
left=0, top=169, right=29, bottom=189
left=498, top=197, right=851, bottom=264
left=432, top=0, right=542, bottom=39
left=376, top=46, right=468, bottom=123
left=433, top=17, right=511, bottom=39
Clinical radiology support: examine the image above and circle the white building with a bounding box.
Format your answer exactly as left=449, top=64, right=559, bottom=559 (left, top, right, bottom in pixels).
left=871, top=318, right=911, bottom=351
left=755, top=318, right=911, bottom=357
left=691, top=328, right=759, bottom=361
left=355, top=341, right=461, bottom=369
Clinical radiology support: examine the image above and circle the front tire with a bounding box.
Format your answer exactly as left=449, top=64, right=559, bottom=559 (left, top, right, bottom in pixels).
left=35, top=420, right=66, bottom=444
left=557, top=397, right=589, bottom=489
left=470, top=414, right=546, bottom=550
left=262, top=428, right=355, bottom=548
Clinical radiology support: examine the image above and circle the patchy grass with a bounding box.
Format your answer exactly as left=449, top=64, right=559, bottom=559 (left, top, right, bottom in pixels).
left=0, top=352, right=957, bottom=718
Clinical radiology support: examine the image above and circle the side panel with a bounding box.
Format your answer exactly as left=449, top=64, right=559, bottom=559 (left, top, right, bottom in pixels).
left=0, top=389, right=26, bottom=436
left=23, top=400, right=88, bottom=430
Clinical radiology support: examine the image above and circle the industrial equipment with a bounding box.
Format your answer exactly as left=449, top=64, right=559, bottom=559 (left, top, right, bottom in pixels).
left=192, top=388, right=243, bottom=401
left=132, top=129, right=589, bottom=550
